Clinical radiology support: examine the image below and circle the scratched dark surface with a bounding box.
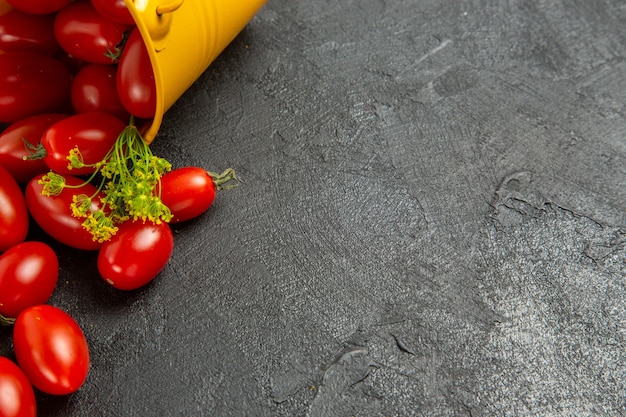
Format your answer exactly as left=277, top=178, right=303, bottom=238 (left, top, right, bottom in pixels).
left=2, top=0, right=625, bottom=416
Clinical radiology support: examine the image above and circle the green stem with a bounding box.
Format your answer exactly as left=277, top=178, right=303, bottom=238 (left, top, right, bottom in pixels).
left=22, top=139, right=47, bottom=160
left=0, top=312, right=15, bottom=327
left=207, top=168, right=240, bottom=191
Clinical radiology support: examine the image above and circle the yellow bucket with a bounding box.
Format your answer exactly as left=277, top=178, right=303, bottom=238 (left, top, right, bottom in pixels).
left=124, top=0, right=266, bottom=143
left=0, top=0, right=266, bottom=142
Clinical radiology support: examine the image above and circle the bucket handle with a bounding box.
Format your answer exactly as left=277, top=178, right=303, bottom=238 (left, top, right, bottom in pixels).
left=156, top=0, right=184, bottom=16
left=143, top=0, right=184, bottom=50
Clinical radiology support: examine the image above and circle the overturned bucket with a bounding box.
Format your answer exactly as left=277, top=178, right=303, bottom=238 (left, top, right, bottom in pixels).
left=124, top=0, right=267, bottom=143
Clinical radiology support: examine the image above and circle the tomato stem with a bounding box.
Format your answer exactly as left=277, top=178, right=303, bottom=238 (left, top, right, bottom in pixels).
left=0, top=312, right=15, bottom=326
left=103, top=30, right=130, bottom=62
left=207, top=168, right=240, bottom=191
left=22, top=138, right=47, bottom=160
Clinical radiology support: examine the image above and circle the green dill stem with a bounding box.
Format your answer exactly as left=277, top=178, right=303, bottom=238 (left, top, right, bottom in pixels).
left=41, top=116, right=174, bottom=241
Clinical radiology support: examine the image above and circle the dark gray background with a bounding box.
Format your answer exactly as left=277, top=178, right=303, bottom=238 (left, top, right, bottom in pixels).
left=2, top=0, right=625, bottom=415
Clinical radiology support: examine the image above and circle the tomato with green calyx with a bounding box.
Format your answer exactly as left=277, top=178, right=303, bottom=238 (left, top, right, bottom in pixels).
left=13, top=305, right=90, bottom=396
left=159, top=167, right=239, bottom=223
left=54, top=0, right=132, bottom=65
left=0, top=357, right=36, bottom=417
left=117, top=28, right=156, bottom=118
left=0, top=113, right=67, bottom=183
left=0, top=52, right=71, bottom=124
left=71, top=64, right=130, bottom=121
left=0, top=165, right=28, bottom=253
left=98, top=220, right=174, bottom=290
left=32, top=111, right=126, bottom=176
left=0, top=241, right=58, bottom=323
left=25, top=173, right=105, bottom=250
left=0, top=9, right=58, bottom=55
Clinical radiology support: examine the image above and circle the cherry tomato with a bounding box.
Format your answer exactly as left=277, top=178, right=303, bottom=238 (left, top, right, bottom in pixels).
left=40, top=112, right=125, bottom=176
left=117, top=28, right=156, bottom=118
left=13, top=305, right=90, bottom=396
left=25, top=173, right=104, bottom=251
left=0, top=165, right=28, bottom=253
left=0, top=52, right=72, bottom=124
left=0, top=357, right=36, bottom=417
left=0, top=9, right=58, bottom=55
left=54, top=0, right=132, bottom=65
left=160, top=167, right=218, bottom=223
left=0, top=113, right=67, bottom=183
left=0, top=242, right=58, bottom=319
left=98, top=221, right=174, bottom=290
left=6, top=0, right=71, bottom=15
left=90, top=0, right=135, bottom=25
left=71, top=64, right=130, bottom=122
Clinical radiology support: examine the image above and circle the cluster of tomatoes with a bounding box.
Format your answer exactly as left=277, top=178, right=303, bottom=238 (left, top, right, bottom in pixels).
left=0, top=0, right=155, bottom=123
left=0, top=0, right=237, bottom=415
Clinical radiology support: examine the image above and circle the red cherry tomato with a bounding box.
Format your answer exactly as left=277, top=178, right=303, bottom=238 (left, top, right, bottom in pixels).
left=0, top=357, right=36, bottom=417
left=160, top=167, right=218, bottom=223
left=6, top=0, right=71, bottom=15
left=25, top=173, right=104, bottom=251
left=117, top=28, right=156, bottom=118
left=40, top=112, right=125, bottom=176
left=13, top=305, right=90, bottom=396
left=0, top=9, right=58, bottom=55
left=90, top=0, right=135, bottom=25
left=54, top=0, right=132, bottom=65
left=0, top=113, right=67, bottom=183
left=0, top=52, right=72, bottom=124
left=98, top=221, right=173, bottom=290
left=0, top=241, right=58, bottom=319
left=0, top=165, right=28, bottom=253
left=71, top=64, right=130, bottom=122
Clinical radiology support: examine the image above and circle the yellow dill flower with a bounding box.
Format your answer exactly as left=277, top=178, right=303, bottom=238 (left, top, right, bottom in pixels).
left=81, top=211, right=119, bottom=243
left=71, top=194, right=93, bottom=218
left=38, top=172, right=66, bottom=196
left=66, top=146, right=85, bottom=170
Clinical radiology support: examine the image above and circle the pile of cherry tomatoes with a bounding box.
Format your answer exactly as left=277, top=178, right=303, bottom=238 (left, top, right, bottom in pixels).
left=0, top=0, right=237, bottom=414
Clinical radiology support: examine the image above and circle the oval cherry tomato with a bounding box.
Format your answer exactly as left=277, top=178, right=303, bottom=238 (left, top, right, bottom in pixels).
left=0, top=165, right=28, bottom=253
left=0, top=113, right=67, bottom=183
left=13, top=305, right=90, bottom=396
left=0, top=357, right=36, bottom=417
left=25, top=173, right=104, bottom=251
left=160, top=167, right=218, bottom=223
left=54, top=0, right=132, bottom=65
left=40, top=112, right=125, bottom=176
left=71, top=64, right=130, bottom=122
left=90, top=0, right=135, bottom=25
left=98, top=221, right=173, bottom=290
left=0, top=241, right=58, bottom=319
left=117, top=28, right=156, bottom=118
left=6, top=0, right=71, bottom=15
left=0, top=52, right=72, bottom=124
left=0, top=9, right=58, bottom=55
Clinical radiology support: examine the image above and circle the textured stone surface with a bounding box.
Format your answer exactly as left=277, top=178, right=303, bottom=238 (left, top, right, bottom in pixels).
left=1, top=0, right=624, bottom=416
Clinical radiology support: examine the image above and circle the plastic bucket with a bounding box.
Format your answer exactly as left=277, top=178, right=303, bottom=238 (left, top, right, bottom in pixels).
left=0, top=0, right=266, bottom=142
left=124, top=0, right=266, bottom=142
